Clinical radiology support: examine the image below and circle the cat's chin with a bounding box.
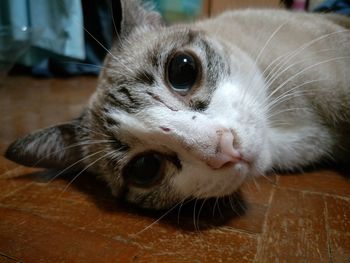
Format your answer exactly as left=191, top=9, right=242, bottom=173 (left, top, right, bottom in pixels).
left=172, top=159, right=254, bottom=201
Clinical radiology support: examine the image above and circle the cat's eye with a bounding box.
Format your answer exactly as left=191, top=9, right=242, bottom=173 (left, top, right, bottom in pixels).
left=167, top=51, right=200, bottom=94
left=124, top=153, right=165, bottom=187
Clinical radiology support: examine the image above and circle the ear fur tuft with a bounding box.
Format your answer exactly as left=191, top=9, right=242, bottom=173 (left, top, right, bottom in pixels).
left=119, top=0, right=164, bottom=39
left=5, top=121, right=83, bottom=169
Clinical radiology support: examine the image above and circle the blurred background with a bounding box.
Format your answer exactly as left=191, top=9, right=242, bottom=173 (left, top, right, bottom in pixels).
left=0, top=2, right=350, bottom=261
left=0, top=0, right=348, bottom=78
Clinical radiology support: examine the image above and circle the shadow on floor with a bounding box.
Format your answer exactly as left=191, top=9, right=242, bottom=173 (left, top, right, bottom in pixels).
left=13, top=169, right=247, bottom=231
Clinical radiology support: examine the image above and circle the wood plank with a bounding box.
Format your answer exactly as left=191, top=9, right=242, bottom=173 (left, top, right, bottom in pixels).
left=329, top=232, right=350, bottom=263
left=278, top=170, right=350, bottom=197
left=256, top=188, right=329, bottom=262
left=0, top=207, right=140, bottom=263
left=0, top=180, right=259, bottom=262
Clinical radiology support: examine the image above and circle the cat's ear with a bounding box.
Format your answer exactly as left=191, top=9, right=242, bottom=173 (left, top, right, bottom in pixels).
left=5, top=120, right=83, bottom=169
left=119, top=0, right=164, bottom=39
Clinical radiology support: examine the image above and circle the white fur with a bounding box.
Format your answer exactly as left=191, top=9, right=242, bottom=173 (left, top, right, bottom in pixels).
left=109, top=72, right=272, bottom=198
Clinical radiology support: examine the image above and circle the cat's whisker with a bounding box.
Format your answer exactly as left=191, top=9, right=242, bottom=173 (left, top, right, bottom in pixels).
left=193, top=199, right=199, bottom=232
left=95, top=147, right=120, bottom=170
left=247, top=21, right=289, bottom=90
left=216, top=197, right=224, bottom=219
left=58, top=151, right=115, bottom=196
left=261, top=172, right=277, bottom=186
left=268, top=88, right=313, bottom=110
left=244, top=21, right=290, bottom=108
left=57, top=61, right=121, bottom=75
left=5, top=2, right=350, bottom=222
left=263, top=49, right=339, bottom=97
left=266, top=107, right=310, bottom=119
left=236, top=196, right=246, bottom=214
left=254, top=171, right=277, bottom=186
left=212, top=197, right=219, bottom=217
left=264, top=29, right=350, bottom=88
left=103, top=61, right=156, bottom=85
left=251, top=175, right=261, bottom=192
left=177, top=199, right=185, bottom=225
left=53, top=3, right=134, bottom=78
left=264, top=49, right=335, bottom=92
left=107, top=0, right=122, bottom=44
left=228, top=195, right=238, bottom=215
left=266, top=78, right=328, bottom=110
left=27, top=139, right=114, bottom=170
left=1, top=140, right=110, bottom=178
left=262, top=50, right=294, bottom=83
left=45, top=149, right=107, bottom=185
left=82, top=25, right=118, bottom=62
left=267, top=121, right=292, bottom=127
left=262, top=31, right=349, bottom=113
left=268, top=89, right=319, bottom=112
left=74, top=123, right=112, bottom=139
left=133, top=198, right=187, bottom=236
left=266, top=56, right=350, bottom=104
left=78, top=28, right=144, bottom=79
left=324, top=149, right=337, bottom=163
left=196, top=198, right=207, bottom=232
left=61, top=139, right=114, bottom=151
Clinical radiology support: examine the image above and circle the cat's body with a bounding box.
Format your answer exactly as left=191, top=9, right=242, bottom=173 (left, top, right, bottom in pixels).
left=195, top=9, right=350, bottom=167
left=5, top=1, right=350, bottom=209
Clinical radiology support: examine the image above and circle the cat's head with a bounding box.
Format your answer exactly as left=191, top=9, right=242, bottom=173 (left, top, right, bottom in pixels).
left=5, top=0, right=272, bottom=209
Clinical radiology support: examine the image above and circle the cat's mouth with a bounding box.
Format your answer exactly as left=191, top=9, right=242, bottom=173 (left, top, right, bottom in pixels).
left=205, top=149, right=251, bottom=170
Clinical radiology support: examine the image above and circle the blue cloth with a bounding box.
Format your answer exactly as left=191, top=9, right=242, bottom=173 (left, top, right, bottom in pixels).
left=0, top=0, right=85, bottom=66
left=29, top=0, right=117, bottom=76
left=1, top=0, right=203, bottom=76
left=313, top=0, right=350, bottom=15
left=0, top=0, right=118, bottom=76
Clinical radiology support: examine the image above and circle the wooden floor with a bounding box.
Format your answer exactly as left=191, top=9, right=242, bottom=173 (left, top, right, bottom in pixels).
left=0, top=76, right=349, bottom=262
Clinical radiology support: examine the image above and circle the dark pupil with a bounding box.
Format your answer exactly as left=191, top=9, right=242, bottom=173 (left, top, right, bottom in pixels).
left=127, top=154, right=162, bottom=186
left=168, top=53, right=197, bottom=91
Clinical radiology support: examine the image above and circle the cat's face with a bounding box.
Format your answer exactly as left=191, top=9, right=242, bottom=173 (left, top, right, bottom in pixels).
left=82, top=24, right=272, bottom=208
left=5, top=0, right=272, bottom=209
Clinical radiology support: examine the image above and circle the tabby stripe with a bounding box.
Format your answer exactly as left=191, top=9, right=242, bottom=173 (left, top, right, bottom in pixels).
left=118, top=87, right=139, bottom=104
left=189, top=100, right=209, bottom=112
left=135, top=71, right=155, bottom=85
left=107, top=92, right=140, bottom=113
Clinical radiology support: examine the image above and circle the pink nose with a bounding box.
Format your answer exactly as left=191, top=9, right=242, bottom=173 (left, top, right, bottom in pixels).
left=206, top=130, right=242, bottom=169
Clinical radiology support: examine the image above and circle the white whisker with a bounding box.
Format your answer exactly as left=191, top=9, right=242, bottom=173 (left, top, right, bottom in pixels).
left=193, top=199, right=198, bottom=232
left=59, top=150, right=115, bottom=195
left=264, top=30, right=350, bottom=87
left=196, top=198, right=207, bottom=231
left=266, top=56, right=350, bottom=102
left=248, top=21, right=288, bottom=89
left=32, top=139, right=113, bottom=168
left=267, top=107, right=310, bottom=119
left=264, top=48, right=337, bottom=91
left=133, top=198, right=186, bottom=236
left=266, top=78, right=328, bottom=110
left=45, top=149, right=106, bottom=185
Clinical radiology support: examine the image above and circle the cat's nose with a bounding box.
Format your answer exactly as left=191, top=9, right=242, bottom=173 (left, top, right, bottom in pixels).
left=206, top=130, right=243, bottom=169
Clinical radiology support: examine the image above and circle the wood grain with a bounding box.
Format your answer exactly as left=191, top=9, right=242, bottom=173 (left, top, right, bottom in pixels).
left=0, top=76, right=349, bottom=262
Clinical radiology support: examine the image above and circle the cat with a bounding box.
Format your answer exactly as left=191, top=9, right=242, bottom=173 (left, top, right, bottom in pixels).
left=5, top=0, right=350, bottom=210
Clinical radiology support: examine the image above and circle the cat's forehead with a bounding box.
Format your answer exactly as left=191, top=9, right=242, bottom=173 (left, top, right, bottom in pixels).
left=106, top=26, right=208, bottom=74
left=98, top=25, right=229, bottom=97
left=124, top=26, right=203, bottom=55
left=92, top=24, right=230, bottom=118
